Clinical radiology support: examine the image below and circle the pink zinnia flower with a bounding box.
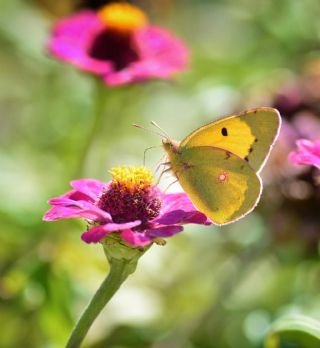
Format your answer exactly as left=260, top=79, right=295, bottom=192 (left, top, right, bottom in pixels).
left=289, top=139, right=320, bottom=170
left=43, top=166, right=210, bottom=247
left=48, top=2, right=188, bottom=86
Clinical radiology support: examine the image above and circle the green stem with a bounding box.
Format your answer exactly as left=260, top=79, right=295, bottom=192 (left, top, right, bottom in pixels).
left=65, top=257, right=134, bottom=348
left=76, top=79, right=108, bottom=177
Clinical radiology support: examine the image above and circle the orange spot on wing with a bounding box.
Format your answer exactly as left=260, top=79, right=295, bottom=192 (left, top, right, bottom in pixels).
left=218, top=171, right=228, bottom=183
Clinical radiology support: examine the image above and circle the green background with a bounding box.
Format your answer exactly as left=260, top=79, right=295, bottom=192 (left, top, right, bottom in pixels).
left=0, top=0, right=319, bottom=347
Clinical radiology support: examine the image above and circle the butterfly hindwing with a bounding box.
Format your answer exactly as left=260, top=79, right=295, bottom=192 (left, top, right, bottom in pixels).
left=180, top=107, right=281, bottom=173
left=172, top=146, right=262, bottom=225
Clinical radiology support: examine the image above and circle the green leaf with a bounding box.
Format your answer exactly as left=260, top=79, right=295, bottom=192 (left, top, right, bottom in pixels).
left=265, top=315, right=320, bottom=348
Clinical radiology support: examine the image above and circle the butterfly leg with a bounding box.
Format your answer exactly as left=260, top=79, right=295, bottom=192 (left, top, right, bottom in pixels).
left=155, top=161, right=171, bottom=174
left=156, top=167, right=172, bottom=185
left=163, top=178, right=179, bottom=192
left=154, top=155, right=169, bottom=174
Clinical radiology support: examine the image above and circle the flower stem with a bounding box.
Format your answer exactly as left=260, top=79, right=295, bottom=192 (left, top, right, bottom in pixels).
left=76, top=79, right=108, bottom=177
left=65, top=257, right=135, bottom=348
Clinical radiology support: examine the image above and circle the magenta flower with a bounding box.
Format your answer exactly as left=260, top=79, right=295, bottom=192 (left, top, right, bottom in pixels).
left=49, top=2, right=188, bottom=86
left=43, top=166, right=210, bottom=247
left=289, top=139, right=320, bottom=170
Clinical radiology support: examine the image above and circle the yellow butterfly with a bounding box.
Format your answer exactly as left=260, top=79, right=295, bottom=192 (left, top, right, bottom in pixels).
left=162, top=107, right=281, bottom=225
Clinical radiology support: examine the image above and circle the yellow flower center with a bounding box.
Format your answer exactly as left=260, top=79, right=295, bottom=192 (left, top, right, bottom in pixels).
left=98, top=3, right=148, bottom=34
left=109, top=165, right=154, bottom=191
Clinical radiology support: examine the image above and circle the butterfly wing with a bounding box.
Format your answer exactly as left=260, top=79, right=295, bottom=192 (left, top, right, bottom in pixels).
left=180, top=107, right=281, bottom=173
left=172, top=146, right=262, bottom=225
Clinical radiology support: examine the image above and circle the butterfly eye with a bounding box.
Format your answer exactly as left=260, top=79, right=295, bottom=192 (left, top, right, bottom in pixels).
left=221, top=127, right=228, bottom=136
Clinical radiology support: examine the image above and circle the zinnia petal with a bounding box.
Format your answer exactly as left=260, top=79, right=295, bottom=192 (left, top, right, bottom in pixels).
left=289, top=139, right=320, bottom=169
left=82, top=221, right=141, bottom=243
left=146, top=225, right=183, bottom=237
left=158, top=193, right=211, bottom=225
left=49, top=189, right=93, bottom=203
left=70, top=178, right=107, bottom=201
left=137, top=26, right=188, bottom=69
left=120, top=229, right=155, bottom=247
left=43, top=199, right=111, bottom=222
left=105, top=26, right=188, bottom=85
left=155, top=209, right=210, bottom=225
left=49, top=11, right=113, bottom=74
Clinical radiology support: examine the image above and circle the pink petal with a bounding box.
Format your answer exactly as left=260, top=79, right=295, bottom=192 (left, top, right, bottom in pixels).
left=70, top=178, right=107, bottom=201
left=43, top=199, right=111, bottom=222
left=49, top=11, right=112, bottom=75
left=48, top=189, right=92, bottom=203
left=161, top=193, right=194, bottom=213
left=289, top=139, right=320, bottom=169
left=136, top=26, right=188, bottom=71
left=120, top=229, right=154, bottom=247
left=154, top=210, right=187, bottom=224
left=158, top=193, right=211, bottom=225
left=297, top=139, right=320, bottom=154
left=146, top=225, right=183, bottom=237
left=104, top=26, right=188, bottom=86
left=81, top=221, right=141, bottom=243
left=155, top=210, right=210, bottom=225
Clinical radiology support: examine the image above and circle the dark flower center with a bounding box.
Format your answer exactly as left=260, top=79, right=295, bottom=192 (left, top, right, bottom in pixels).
left=88, top=29, right=139, bottom=71
left=98, top=184, right=162, bottom=230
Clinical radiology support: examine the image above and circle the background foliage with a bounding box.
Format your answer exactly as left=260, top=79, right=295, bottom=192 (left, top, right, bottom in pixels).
left=0, top=0, right=319, bottom=347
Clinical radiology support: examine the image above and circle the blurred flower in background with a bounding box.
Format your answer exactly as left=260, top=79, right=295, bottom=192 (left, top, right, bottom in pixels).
left=33, top=0, right=175, bottom=17
left=289, top=139, right=320, bottom=170
left=48, top=2, right=188, bottom=85
left=261, top=60, right=320, bottom=253
left=44, top=165, right=210, bottom=246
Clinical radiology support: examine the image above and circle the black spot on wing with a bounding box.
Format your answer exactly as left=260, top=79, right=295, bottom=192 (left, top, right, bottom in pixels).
left=254, top=138, right=258, bottom=143
left=225, top=151, right=231, bottom=160
left=221, top=127, right=228, bottom=136
left=249, top=147, right=253, bottom=153
left=244, top=156, right=249, bottom=162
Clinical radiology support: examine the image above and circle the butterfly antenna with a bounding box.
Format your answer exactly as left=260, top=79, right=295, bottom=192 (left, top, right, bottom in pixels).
left=150, top=121, right=171, bottom=140
left=133, top=124, right=165, bottom=139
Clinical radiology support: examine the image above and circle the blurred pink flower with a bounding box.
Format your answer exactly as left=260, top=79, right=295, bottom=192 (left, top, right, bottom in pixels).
left=264, top=112, right=320, bottom=183
left=48, top=3, right=188, bottom=86
left=289, top=139, right=320, bottom=170
left=43, top=166, right=210, bottom=247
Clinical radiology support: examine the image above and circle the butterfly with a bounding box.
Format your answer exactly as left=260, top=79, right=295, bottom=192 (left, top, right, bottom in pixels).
left=162, top=107, right=281, bottom=225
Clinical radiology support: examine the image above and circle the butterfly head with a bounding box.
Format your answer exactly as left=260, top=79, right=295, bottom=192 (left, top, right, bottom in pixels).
left=162, top=139, right=180, bottom=155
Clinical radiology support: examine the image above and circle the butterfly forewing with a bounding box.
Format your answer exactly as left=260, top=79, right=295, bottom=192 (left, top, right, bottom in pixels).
left=173, top=146, right=262, bottom=225
left=180, top=107, right=281, bottom=173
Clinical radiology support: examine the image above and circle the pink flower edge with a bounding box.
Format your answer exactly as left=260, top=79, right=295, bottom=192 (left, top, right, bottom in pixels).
left=104, top=26, right=189, bottom=86
left=49, top=11, right=113, bottom=75
left=43, top=178, right=211, bottom=247
left=289, top=139, right=320, bottom=169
